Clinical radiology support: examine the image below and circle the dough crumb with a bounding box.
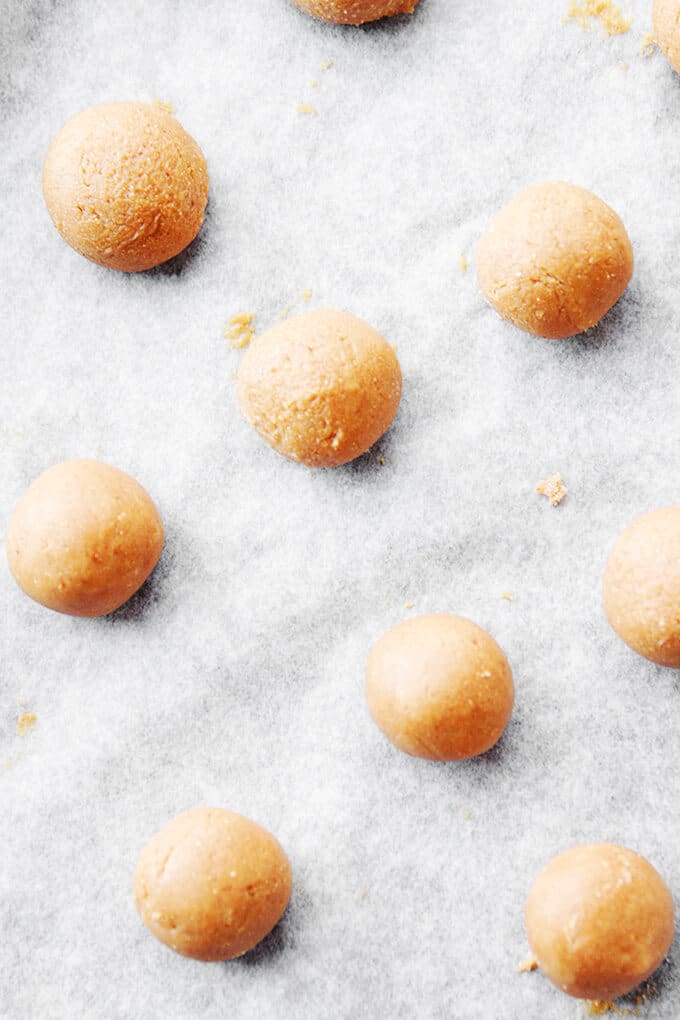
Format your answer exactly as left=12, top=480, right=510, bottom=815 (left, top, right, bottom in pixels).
left=461, top=811, right=474, bottom=821
left=152, top=98, right=175, bottom=114
left=536, top=473, right=568, bottom=507
left=459, top=255, right=468, bottom=274
left=517, top=954, right=538, bottom=973
left=565, top=1, right=631, bottom=36
left=303, top=288, right=313, bottom=302
left=278, top=307, right=291, bottom=320
left=501, top=591, right=513, bottom=601
left=321, top=59, right=333, bottom=70
left=17, top=712, right=36, bottom=736
left=405, top=600, right=414, bottom=609
left=310, top=79, right=319, bottom=87
left=297, top=103, right=318, bottom=116
left=641, top=32, right=656, bottom=56
left=619, top=60, right=629, bottom=69
left=379, top=456, right=385, bottom=465
left=225, top=313, right=256, bottom=349
left=585, top=1001, right=637, bottom=1016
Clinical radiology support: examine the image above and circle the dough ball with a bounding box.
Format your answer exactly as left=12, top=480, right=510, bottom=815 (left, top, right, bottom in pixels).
left=290, top=0, right=419, bottom=25
left=6, top=459, right=164, bottom=617
left=237, top=309, right=402, bottom=468
left=42, top=101, right=208, bottom=272
left=476, top=181, right=633, bottom=339
left=525, top=843, right=674, bottom=1000
left=365, top=613, right=514, bottom=761
left=603, top=506, right=680, bottom=667
left=653, top=0, right=680, bottom=74
left=134, top=807, right=293, bottom=962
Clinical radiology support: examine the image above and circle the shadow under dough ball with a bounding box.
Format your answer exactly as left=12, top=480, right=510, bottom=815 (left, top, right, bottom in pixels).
left=6, top=459, right=164, bottom=617
left=237, top=308, right=402, bottom=468
left=525, top=843, right=675, bottom=1000
left=42, top=101, right=208, bottom=271
left=653, top=0, right=680, bottom=74
left=134, top=808, right=292, bottom=961
left=476, top=181, right=633, bottom=339
left=603, top=506, right=680, bottom=667
left=365, top=613, right=514, bottom=760
left=290, top=0, right=419, bottom=25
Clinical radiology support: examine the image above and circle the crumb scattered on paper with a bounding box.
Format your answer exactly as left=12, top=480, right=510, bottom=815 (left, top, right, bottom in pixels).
left=278, top=307, right=290, bottom=320
left=379, top=456, right=385, bottom=465
left=565, top=1, right=631, bottom=36
left=297, top=103, right=318, bottom=116
left=641, top=32, right=656, bottom=56
left=536, top=473, right=568, bottom=507
left=152, top=98, right=175, bottom=114
left=516, top=955, right=538, bottom=973
left=501, top=591, right=513, bottom=601
left=459, top=255, right=468, bottom=274
left=310, top=79, right=318, bottom=88
left=17, top=712, right=36, bottom=736
left=584, top=1001, right=637, bottom=1016
left=303, top=288, right=312, bottom=302
left=321, top=59, right=333, bottom=70
left=225, top=313, right=256, bottom=349
left=405, top=601, right=414, bottom=609
left=619, top=60, right=628, bottom=69
left=461, top=811, right=473, bottom=821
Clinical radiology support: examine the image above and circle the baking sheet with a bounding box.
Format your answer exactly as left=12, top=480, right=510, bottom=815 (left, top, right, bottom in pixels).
left=2, top=1, right=679, bottom=1017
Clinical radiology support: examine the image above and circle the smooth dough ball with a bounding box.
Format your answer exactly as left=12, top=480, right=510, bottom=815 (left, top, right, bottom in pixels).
left=603, top=506, right=680, bottom=667
left=290, top=0, right=419, bottom=25
left=653, top=0, right=680, bottom=74
left=365, top=613, right=514, bottom=761
left=6, top=459, right=164, bottom=617
left=43, top=101, right=208, bottom=272
left=476, top=181, right=633, bottom=339
left=237, top=309, right=402, bottom=468
left=134, top=808, right=293, bottom=961
left=525, top=843, right=674, bottom=1000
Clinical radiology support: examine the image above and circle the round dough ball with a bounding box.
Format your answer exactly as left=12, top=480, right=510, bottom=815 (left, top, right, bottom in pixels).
left=365, top=613, right=514, bottom=761
left=525, top=843, right=674, bottom=1000
left=6, top=459, right=164, bottom=617
left=603, top=506, right=680, bottom=667
left=43, top=101, right=208, bottom=272
left=476, top=181, right=633, bottom=339
left=134, top=807, right=293, bottom=961
left=290, top=0, right=419, bottom=25
left=237, top=309, right=402, bottom=468
left=653, top=0, right=680, bottom=74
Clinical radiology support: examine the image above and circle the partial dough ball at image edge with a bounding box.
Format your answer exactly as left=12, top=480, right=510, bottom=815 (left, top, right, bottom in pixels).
left=6, top=459, right=164, bottom=617
left=476, top=181, right=633, bottom=339
left=603, top=506, right=680, bottom=667
left=525, top=843, right=674, bottom=1000
left=42, top=101, right=208, bottom=272
left=654, top=0, right=680, bottom=74
left=365, top=613, right=514, bottom=761
left=134, top=808, right=293, bottom=961
left=290, top=0, right=420, bottom=25
left=237, top=309, right=402, bottom=468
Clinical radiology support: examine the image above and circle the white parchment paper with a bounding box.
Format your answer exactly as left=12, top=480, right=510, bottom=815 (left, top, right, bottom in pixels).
left=2, top=1, right=679, bottom=1017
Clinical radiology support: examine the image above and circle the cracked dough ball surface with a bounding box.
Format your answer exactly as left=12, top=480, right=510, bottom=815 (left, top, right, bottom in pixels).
left=525, top=843, right=674, bottom=1000
left=42, top=101, right=208, bottom=272
left=6, top=459, right=164, bottom=617
left=134, top=808, right=293, bottom=962
left=476, top=181, right=633, bottom=339
left=365, top=613, right=514, bottom=761
left=654, top=0, right=680, bottom=74
left=237, top=309, right=402, bottom=468
left=290, top=0, right=419, bottom=25
left=603, top=506, right=680, bottom=667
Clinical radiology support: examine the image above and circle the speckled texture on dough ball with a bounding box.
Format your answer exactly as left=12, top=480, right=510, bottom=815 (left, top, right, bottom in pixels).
left=525, top=843, right=674, bottom=1000
left=603, top=506, right=680, bottom=667
left=290, top=0, right=419, bottom=25
left=365, top=614, right=514, bottom=761
left=237, top=309, right=402, bottom=468
left=476, top=181, right=633, bottom=339
left=134, top=808, right=292, bottom=962
left=42, top=101, right=208, bottom=272
left=653, top=0, right=680, bottom=74
left=6, top=459, right=164, bottom=617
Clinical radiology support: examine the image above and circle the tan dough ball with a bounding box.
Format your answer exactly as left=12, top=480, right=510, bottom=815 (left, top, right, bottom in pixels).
left=476, top=182, right=633, bottom=339
left=42, top=102, right=208, bottom=272
left=290, top=0, right=419, bottom=25
left=6, top=459, right=164, bottom=618
left=653, top=0, right=680, bottom=74
left=134, top=808, right=293, bottom=962
left=237, top=309, right=402, bottom=468
left=525, top=843, right=674, bottom=1000
left=365, top=613, right=514, bottom=761
left=603, top=506, right=680, bottom=667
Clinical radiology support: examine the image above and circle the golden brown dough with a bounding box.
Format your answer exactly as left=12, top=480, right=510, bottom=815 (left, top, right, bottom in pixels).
left=653, top=0, right=680, bottom=73
left=290, top=0, right=419, bottom=25
left=525, top=844, right=674, bottom=1000
left=42, top=102, right=208, bottom=272
left=365, top=613, right=514, bottom=761
left=6, top=459, right=164, bottom=617
left=476, top=182, right=633, bottom=339
left=603, top=506, right=680, bottom=667
left=237, top=309, right=402, bottom=468
left=134, top=808, right=292, bottom=961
